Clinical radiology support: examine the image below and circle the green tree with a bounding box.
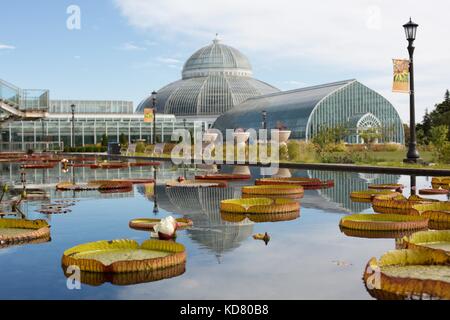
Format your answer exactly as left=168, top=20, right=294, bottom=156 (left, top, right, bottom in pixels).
left=430, top=125, right=449, bottom=149
left=119, top=133, right=128, bottom=145
left=101, top=134, right=109, bottom=147
left=312, top=125, right=349, bottom=148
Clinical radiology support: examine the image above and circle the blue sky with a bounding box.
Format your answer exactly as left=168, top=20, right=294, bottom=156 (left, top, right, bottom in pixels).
left=1, top=0, right=449, bottom=122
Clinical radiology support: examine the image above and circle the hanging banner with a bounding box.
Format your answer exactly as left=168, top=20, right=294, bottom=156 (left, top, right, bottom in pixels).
left=392, top=59, right=410, bottom=93
left=144, top=108, right=154, bottom=123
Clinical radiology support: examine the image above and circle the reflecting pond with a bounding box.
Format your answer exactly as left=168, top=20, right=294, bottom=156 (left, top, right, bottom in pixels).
left=0, top=161, right=446, bottom=299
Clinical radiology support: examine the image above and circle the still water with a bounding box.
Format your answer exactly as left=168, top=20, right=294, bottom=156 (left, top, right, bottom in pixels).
left=0, top=161, right=444, bottom=299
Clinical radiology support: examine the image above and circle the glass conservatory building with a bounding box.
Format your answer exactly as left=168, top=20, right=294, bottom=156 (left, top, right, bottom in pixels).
left=1, top=93, right=208, bottom=152
left=136, top=38, right=279, bottom=119
left=213, top=79, right=405, bottom=144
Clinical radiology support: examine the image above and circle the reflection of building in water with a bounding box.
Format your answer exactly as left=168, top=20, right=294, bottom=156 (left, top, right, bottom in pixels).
left=307, top=170, right=400, bottom=213
left=240, top=166, right=400, bottom=213
left=146, top=185, right=254, bottom=262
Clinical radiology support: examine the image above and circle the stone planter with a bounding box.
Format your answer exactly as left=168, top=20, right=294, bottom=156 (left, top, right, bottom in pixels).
left=271, top=130, right=291, bottom=145
left=233, top=132, right=250, bottom=148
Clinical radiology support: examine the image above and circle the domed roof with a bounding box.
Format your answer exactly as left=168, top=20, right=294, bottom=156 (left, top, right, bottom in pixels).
left=182, top=38, right=253, bottom=79
left=136, top=38, right=280, bottom=116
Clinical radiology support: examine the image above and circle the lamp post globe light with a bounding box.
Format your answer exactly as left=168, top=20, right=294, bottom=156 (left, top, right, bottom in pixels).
left=403, top=18, right=421, bottom=163
left=152, top=91, right=157, bottom=145
left=261, top=110, right=267, bottom=130
left=70, top=104, right=76, bottom=148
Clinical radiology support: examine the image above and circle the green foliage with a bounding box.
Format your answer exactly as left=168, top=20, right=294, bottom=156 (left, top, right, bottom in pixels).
left=322, top=141, right=347, bottom=153
left=417, top=90, right=450, bottom=143
left=119, top=133, right=128, bottom=146
left=285, top=140, right=318, bottom=163
left=436, top=142, right=450, bottom=164
left=312, top=125, right=349, bottom=148
left=101, top=134, right=109, bottom=147
left=430, top=125, right=449, bottom=149
left=279, top=144, right=289, bottom=161
left=135, top=142, right=146, bottom=153
left=430, top=125, right=450, bottom=163
left=359, top=127, right=382, bottom=146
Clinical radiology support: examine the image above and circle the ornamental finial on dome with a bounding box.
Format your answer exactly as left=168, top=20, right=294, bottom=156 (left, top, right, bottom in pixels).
left=213, top=33, right=220, bottom=44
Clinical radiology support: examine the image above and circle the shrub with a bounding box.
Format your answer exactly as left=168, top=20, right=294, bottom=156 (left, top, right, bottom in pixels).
left=323, top=142, right=347, bottom=153
left=287, top=140, right=318, bottom=163
left=369, top=143, right=405, bottom=152
left=437, top=142, right=450, bottom=164
left=279, top=144, right=289, bottom=161
left=135, top=142, right=146, bottom=153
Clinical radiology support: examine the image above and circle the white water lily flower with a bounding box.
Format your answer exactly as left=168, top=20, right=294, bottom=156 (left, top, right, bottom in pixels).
left=153, top=216, right=177, bottom=238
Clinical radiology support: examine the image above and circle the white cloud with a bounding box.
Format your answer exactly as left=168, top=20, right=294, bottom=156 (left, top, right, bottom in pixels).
left=157, top=57, right=182, bottom=64
left=115, top=0, right=450, bottom=122
left=0, top=43, right=15, bottom=50
left=119, top=42, right=146, bottom=51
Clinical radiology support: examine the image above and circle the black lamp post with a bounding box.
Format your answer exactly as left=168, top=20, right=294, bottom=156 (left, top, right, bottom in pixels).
left=153, top=166, right=159, bottom=214
left=261, top=110, right=267, bottom=130
left=152, top=91, right=157, bottom=145
left=403, top=18, right=421, bottom=163
left=70, top=104, right=76, bottom=148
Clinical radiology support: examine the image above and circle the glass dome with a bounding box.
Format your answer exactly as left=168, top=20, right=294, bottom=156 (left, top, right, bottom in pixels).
left=182, top=38, right=253, bottom=79
left=136, top=38, right=279, bottom=117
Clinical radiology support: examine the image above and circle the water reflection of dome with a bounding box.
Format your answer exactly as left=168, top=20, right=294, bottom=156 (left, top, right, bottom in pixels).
left=149, top=185, right=254, bottom=261
left=306, top=170, right=400, bottom=213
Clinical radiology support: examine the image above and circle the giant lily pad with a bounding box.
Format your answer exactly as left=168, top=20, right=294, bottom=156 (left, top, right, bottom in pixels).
left=339, top=214, right=428, bottom=232
left=62, top=239, right=186, bottom=273
left=62, top=263, right=185, bottom=287
left=221, top=210, right=300, bottom=223
left=372, top=193, right=438, bottom=215
left=411, top=202, right=450, bottom=230
left=350, top=190, right=398, bottom=203
left=129, top=218, right=193, bottom=231
left=242, top=185, right=304, bottom=199
left=255, top=177, right=334, bottom=190
left=0, top=219, right=50, bottom=248
left=220, top=198, right=299, bottom=214
left=402, top=230, right=450, bottom=255
left=363, top=249, right=450, bottom=300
